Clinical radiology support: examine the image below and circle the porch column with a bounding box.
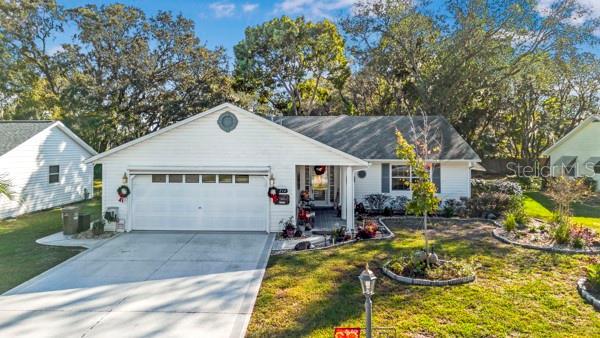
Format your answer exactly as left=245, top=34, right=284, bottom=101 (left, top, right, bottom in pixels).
left=345, top=166, right=354, bottom=230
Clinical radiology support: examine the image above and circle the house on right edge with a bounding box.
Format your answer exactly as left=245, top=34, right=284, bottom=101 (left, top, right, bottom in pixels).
left=542, top=115, right=600, bottom=191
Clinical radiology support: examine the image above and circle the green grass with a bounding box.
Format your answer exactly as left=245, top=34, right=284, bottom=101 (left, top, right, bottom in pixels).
left=524, top=192, right=600, bottom=231
left=0, top=198, right=101, bottom=293
left=247, top=219, right=600, bottom=337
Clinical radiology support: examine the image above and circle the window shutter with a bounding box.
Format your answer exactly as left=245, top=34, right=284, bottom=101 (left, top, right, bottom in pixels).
left=381, top=163, right=390, bottom=193
left=432, top=164, right=441, bottom=193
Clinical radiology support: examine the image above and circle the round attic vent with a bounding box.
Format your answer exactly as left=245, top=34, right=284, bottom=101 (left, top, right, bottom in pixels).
left=357, top=170, right=367, bottom=179
left=217, top=112, right=238, bottom=132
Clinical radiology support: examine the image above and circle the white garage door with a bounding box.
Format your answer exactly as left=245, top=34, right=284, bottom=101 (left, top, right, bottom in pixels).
left=132, top=173, right=268, bottom=231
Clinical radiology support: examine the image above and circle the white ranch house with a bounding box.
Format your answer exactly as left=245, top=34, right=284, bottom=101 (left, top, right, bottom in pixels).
left=543, top=115, right=600, bottom=191
left=87, top=103, right=481, bottom=232
left=0, top=121, right=97, bottom=219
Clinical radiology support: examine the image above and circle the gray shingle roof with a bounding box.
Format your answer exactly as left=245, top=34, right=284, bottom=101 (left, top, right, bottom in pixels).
left=0, top=121, right=54, bottom=156
left=272, top=115, right=480, bottom=161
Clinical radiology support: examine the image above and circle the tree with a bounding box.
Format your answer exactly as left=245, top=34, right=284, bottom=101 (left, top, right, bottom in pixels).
left=234, top=16, right=349, bottom=116
left=546, top=176, right=591, bottom=219
left=395, top=117, right=441, bottom=256
left=343, top=0, right=600, bottom=155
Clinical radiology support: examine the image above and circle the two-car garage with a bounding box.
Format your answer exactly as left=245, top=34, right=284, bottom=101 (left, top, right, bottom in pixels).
left=131, top=172, right=268, bottom=231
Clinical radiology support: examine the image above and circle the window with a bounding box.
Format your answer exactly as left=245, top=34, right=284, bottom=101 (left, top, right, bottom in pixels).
left=391, top=165, right=411, bottom=191
left=185, top=174, right=200, bottom=183
left=391, top=163, right=441, bottom=192
left=219, top=174, right=233, bottom=183
left=49, top=165, right=60, bottom=184
left=235, top=175, right=249, bottom=183
left=564, top=159, right=577, bottom=177
left=202, top=174, right=216, bottom=183
left=595, top=162, right=600, bottom=174
left=169, top=174, right=183, bottom=183
left=152, top=174, right=167, bottom=183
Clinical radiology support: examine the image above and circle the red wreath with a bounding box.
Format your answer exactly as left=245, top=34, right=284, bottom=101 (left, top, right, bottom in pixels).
left=117, top=185, right=130, bottom=203
left=314, top=165, right=327, bottom=175
left=268, top=187, right=278, bottom=202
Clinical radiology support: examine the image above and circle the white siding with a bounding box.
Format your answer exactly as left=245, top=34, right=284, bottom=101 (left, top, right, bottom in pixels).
left=98, top=107, right=362, bottom=232
left=547, top=120, right=600, bottom=191
left=354, top=161, right=472, bottom=203
left=0, top=127, right=94, bottom=219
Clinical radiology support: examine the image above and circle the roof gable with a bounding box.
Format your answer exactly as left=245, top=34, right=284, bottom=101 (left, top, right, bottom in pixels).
left=274, top=115, right=480, bottom=161
left=86, top=103, right=367, bottom=165
left=0, top=121, right=97, bottom=158
left=0, top=121, right=54, bottom=156
left=543, top=115, right=600, bottom=156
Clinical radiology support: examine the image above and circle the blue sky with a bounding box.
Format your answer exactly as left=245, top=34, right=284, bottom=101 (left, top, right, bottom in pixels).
left=57, top=0, right=360, bottom=57
left=56, top=0, right=599, bottom=58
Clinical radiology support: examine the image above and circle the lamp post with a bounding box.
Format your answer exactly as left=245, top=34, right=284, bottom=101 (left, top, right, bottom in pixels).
left=358, top=263, right=377, bottom=338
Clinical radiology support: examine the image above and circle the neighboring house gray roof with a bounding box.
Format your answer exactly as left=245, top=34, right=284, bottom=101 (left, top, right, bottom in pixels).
left=272, top=115, right=480, bottom=161
left=0, top=121, right=54, bottom=156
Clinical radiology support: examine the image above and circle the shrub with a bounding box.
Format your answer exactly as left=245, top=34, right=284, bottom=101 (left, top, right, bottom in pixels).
left=588, top=264, right=600, bottom=290
left=364, top=194, right=391, bottom=213
left=383, top=206, right=393, bottom=216
left=440, top=199, right=467, bottom=218
left=508, top=195, right=530, bottom=225
left=569, top=225, right=597, bottom=248
left=357, top=220, right=379, bottom=239
left=389, top=196, right=410, bottom=215
left=516, top=176, right=543, bottom=191
left=553, top=213, right=571, bottom=245
left=582, top=176, right=598, bottom=192
left=472, top=179, right=523, bottom=196
left=467, top=192, right=513, bottom=218
left=504, top=213, right=517, bottom=232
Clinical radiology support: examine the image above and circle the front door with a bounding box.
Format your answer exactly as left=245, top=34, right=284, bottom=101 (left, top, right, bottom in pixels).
left=310, top=168, right=329, bottom=206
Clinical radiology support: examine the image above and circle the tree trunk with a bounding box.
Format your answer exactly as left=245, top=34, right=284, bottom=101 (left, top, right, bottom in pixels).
left=424, top=212, right=429, bottom=254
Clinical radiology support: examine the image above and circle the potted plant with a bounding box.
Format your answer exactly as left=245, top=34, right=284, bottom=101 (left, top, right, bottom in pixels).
left=92, top=219, right=105, bottom=236
left=104, top=210, right=119, bottom=229
left=279, top=217, right=296, bottom=238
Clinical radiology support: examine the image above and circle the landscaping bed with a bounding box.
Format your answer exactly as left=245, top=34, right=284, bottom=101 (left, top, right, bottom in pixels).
left=578, top=278, right=600, bottom=311
left=383, top=258, right=475, bottom=286
left=494, top=218, right=600, bottom=254
left=248, top=217, right=600, bottom=337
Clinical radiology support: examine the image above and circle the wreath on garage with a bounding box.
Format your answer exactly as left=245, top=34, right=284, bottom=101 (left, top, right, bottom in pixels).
left=117, top=185, right=130, bottom=203
left=314, top=165, right=327, bottom=176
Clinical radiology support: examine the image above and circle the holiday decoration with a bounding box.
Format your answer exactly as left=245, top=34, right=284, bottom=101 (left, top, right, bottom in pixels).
left=117, top=185, right=130, bottom=203
left=268, top=186, right=279, bottom=203
left=314, top=165, right=327, bottom=175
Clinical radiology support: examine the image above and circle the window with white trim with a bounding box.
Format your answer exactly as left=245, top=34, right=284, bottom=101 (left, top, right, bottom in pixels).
left=49, top=165, right=60, bottom=184
left=391, top=163, right=441, bottom=193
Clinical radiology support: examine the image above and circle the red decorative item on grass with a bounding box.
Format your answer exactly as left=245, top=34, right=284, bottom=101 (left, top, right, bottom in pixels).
left=314, top=165, right=326, bottom=175
left=117, top=185, right=130, bottom=203
left=334, top=327, right=360, bottom=338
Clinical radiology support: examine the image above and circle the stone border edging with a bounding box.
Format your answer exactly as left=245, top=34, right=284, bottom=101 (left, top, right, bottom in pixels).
left=577, top=278, right=600, bottom=311
left=492, top=228, right=600, bottom=255
left=270, top=218, right=394, bottom=256
left=381, top=260, right=475, bottom=286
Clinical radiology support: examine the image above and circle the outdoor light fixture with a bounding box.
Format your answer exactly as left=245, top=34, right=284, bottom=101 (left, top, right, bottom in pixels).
left=122, top=172, right=128, bottom=185
left=269, top=175, right=275, bottom=187
left=358, top=263, right=377, bottom=338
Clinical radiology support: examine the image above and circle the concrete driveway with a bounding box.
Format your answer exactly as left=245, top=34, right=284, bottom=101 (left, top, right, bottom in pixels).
left=0, top=231, right=274, bottom=338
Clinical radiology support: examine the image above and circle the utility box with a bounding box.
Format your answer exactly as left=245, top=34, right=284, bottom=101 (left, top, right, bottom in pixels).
left=78, top=213, right=91, bottom=233
left=62, top=206, right=80, bottom=235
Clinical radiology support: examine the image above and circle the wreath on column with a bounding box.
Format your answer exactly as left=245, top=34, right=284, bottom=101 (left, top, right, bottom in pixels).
left=268, top=186, right=279, bottom=203
left=314, top=165, right=327, bottom=176
left=117, top=185, right=130, bottom=203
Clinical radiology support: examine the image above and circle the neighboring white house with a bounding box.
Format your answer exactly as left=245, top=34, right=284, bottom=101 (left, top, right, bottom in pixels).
left=0, top=121, right=97, bottom=219
left=542, top=115, right=600, bottom=191
left=86, top=103, right=480, bottom=233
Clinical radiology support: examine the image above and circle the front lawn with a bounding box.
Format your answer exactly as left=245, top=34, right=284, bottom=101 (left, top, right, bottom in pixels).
left=247, top=219, right=600, bottom=337
left=524, top=191, right=600, bottom=231
left=0, top=198, right=101, bottom=293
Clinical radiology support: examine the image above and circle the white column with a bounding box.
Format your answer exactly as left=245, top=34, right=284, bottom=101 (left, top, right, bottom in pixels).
left=340, top=167, right=347, bottom=220
left=345, top=166, right=354, bottom=230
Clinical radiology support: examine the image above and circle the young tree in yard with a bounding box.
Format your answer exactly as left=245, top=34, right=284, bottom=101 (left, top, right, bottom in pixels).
left=234, top=16, right=349, bottom=116
left=546, top=176, right=591, bottom=219
left=395, top=121, right=441, bottom=256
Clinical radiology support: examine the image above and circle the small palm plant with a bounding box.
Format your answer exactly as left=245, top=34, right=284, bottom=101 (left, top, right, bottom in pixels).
left=0, top=174, right=12, bottom=200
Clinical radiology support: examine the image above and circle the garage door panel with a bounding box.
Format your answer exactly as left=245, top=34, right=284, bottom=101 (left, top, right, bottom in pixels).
left=132, top=174, right=267, bottom=231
